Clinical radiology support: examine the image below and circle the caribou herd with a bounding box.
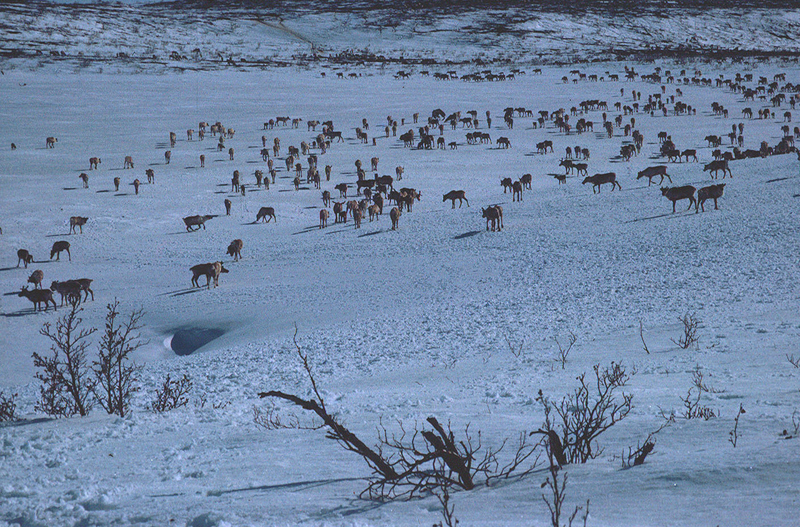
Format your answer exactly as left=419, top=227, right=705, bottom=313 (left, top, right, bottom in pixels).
left=8, top=64, right=800, bottom=310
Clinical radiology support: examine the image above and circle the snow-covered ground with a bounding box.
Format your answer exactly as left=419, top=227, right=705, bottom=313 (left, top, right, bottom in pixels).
left=1, top=50, right=800, bottom=526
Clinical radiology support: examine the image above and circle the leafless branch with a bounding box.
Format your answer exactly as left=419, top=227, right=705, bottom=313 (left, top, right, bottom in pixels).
left=729, top=404, right=745, bottom=447
left=671, top=311, right=700, bottom=349
left=787, top=354, right=800, bottom=369
left=504, top=334, right=525, bottom=359
left=639, top=320, right=650, bottom=354
left=554, top=332, right=577, bottom=369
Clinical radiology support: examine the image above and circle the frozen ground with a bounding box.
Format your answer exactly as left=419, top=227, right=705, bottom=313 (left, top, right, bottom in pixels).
left=0, top=57, right=800, bottom=526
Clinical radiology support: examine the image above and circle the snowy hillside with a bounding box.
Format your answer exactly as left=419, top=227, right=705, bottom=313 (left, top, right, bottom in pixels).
left=1, top=28, right=800, bottom=527
left=2, top=1, right=800, bottom=73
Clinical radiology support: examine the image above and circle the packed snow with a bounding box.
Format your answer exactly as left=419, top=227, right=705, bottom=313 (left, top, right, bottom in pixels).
left=1, top=15, right=800, bottom=526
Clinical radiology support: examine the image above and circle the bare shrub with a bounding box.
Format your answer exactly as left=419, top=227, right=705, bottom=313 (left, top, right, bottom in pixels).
left=621, top=421, right=670, bottom=469
left=433, top=476, right=459, bottom=527
left=680, top=368, right=718, bottom=420
left=541, top=446, right=590, bottom=527
left=196, top=394, right=230, bottom=410
left=33, top=304, right=97, bottom=417
left=151, top=374, right=192, bottom=412
left=729, top=404, right=745, bottom=447
left=622, top=439, right=655, bottom=468
left=252, top=401, right=321, bottom=431
left=258, top=326, right=538, bottom=500
left=92, top=301, right=145, bottom=417
left=671, top=311, right=700, bottom=349
left=0, top=391, right=18, bottom=422
left=535, top=363, right=634, bottom=464
left=367, top=416, right=538, bottom=499
left=787, top=354, right=800, bottom=369
left=554, top=332, right=577, bottom=369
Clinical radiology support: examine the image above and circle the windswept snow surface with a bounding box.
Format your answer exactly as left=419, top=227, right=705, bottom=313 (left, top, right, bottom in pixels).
left=1, top=53, right=800, bottom=526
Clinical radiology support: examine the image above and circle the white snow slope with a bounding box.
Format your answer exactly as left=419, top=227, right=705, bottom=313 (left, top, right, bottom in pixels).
left=1, top=60, right=800, bottom=526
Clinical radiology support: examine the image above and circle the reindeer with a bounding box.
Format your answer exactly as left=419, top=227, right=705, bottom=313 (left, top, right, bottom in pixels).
left=512, top=181, right=523, bottom=202
left=164, top=150, right=171, bottom=164
left=169, top=131, right=177, bottom=147
left=255, top=207, right=276, bottom=223
left=536, top=140, right=553, bottom=154
left=114, top=177, right=121, bottom=191
left=46, top=137, right=58, bottom=148
left=146, top=168, right=155, bottom=184
left=133, top=179, right=140, bottom=194
left=637, top=166, right=672, bottom=186
left=501, top=177, right=514, bottom=193
left=27, top=269, right=44, bottom=289
left=681, top=149, right=698, bottom=162
left=559, top=159, right=575, bottom=175
left=395, top=166, right=404, bottom=180
left=231, top=171, right=240, bottom=193
left=520, top=173, right=532, bottom=189
left=353, top=208, right=362, bottom=229
left=373, top=193, right=384, bottom=214
left=333, top=202, right=347, bottom=223
left=335, top=183, right=348, bottom=198
left=368, top=204, right=380, bottom=221
left=71, top=278, right=94, bottom=302
left=703, top=160, right=731, bottom=179
left=227, top=239, right=243, bottom=261
left=70, top=216, right=88, bottom=234
left=661, top=186, right=696, bottom=212
left=228, top=147, right=234, bottom=161
left=50, top=240, right=71, bottom=261
left=482, top=205, right=503, bottom=232
left=224, top=199, right=232, bottom=216
left=49, top=280, right=81, bottom=306
left=200, top=154, right=206, bottom=168
left=390, top=207, right=401, bottom=230
left=89, top=157, right=101, bottom=170
left=497, top=137, right=511, bottom=148
left=398, top=189, right=420, bottom=212
left=696, top=184, right=724, bottom=213
left=582, top=173, right=620, bottom=193
left=319, top=209, right=329, bottom=228
left=355, top=177, right=375, bottom=195
left=19, top=287, right=57, bottom=311
left=124, top=156, right=134, bottom=169
left=183, top=215, right=213, bottom=232
left=443, top=190, right=469, bottom=208
left=79, top=173, right=89, bottom=188
left=190, top=262, right=229, bottom=289
left=371, top=157, right=379, bottom=172
left=375, top=174, right=394, bottom=190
